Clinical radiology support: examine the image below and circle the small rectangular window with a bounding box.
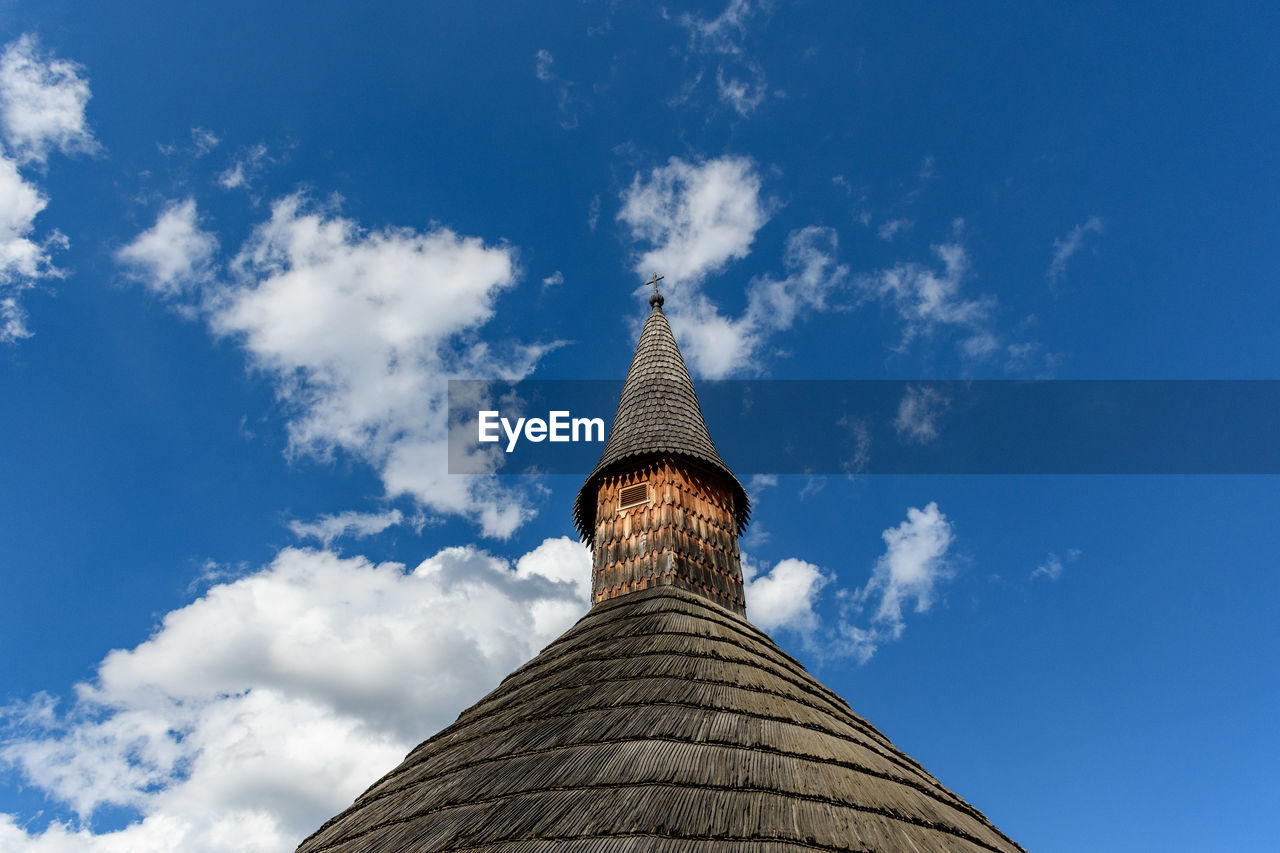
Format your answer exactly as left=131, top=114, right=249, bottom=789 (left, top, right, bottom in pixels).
left=618, top=483, right=649, bottom=510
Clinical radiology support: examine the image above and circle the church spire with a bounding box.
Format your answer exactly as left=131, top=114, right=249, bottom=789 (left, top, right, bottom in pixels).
left=573, top=285, right=750, bottom=613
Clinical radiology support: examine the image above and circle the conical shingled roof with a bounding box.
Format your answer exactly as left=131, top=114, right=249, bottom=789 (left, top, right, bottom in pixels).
left=296, top=586, right=1025, bottom=853
left=572, top=298, right=749, bottom=542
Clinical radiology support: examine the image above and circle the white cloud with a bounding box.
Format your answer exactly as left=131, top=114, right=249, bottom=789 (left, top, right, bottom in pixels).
left=534, top=49, right=555, bottom=81
left=0, top=35, right=97, bottom=166
left=744, top=557, right=828, bottom=634
left=743, top=225, right=847, bottom=332
left=217, top=143, right=269, bottom=190
left=0, top=154, right=56, bottom=341
left=211, top=195, right=548, bottom=536
left=715, top=65, right=766, bottom=116
left=115, top=199, right=219, bottom=296
left=117, top=193, right=553, bottom=537
left=672, top=226, right=847, bottom=378
left=876, top=218, right=913, bottom=241
left=894, top=385, right=949, bottom=444
left=1047, top=216, right=1103, bottom=283
left=742, top=504, right=957, bottom=664
left=0, top=541, right=590, bottom=852
left=0, top=36, right=94, bottom=343
left=190, top=127, right=220, bottom=157
left=288, top=508, right=405, bottom=546
left=1032, top=548, right=1080, bottom=581
left=679, top=0, right=760, bottom=56
left=541, top=270, right=563, bottom=289
left=675, top=1, right=774, bottom=116
left=856, top=502, right=954, bottom=640
left=618, top=159, right=849, bottom=378
left=619, top=155, right=767, bottom=285
left=532, top=49, right=580, bottom=130
left=857, top=241, right=997, bottom=357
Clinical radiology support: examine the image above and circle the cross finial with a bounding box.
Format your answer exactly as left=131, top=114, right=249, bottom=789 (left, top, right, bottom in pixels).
left=645, top=272, right=665, bottom=310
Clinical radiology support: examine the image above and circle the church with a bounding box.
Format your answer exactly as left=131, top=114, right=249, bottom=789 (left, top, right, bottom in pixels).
left=296, top=286, right=1025, bottom=852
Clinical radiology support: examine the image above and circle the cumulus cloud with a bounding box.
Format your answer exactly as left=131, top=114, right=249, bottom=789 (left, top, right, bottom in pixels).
left=0, top=153, right=59, bottom=341
left=213, top=195, right=550, bottom=535
left=0, top=540, right=591, bottom=852
left=618, top=155, right=767, bottom=286
left=0, top=35, right=94, bottom=342
left=744, top=557, right=829, bottom=634
left=1047, top=216, right=1103, bottom=283
left=115, top=199, right=219, bottom=296
left=288, top=508, right=405, bottom=546
left=0, top=34, right=97, bottom=165
left=117, top=194, right=554, bottom=537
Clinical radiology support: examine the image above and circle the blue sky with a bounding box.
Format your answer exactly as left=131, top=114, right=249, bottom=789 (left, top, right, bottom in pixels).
left=1, top=1, right=1278, bottom=850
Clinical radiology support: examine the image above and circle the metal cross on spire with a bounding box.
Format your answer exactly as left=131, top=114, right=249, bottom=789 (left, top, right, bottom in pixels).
left=644, top=272, right=665, bottom=309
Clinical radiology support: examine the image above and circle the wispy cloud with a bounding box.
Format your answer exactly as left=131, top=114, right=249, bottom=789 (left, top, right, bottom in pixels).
left=190, top=127, right=220, bottom=157
left=674, top=0, right=772, bottom=116
left=533, top=49, right=581, bottom=130
left=288, top=509, right=406, bottom=547
left=894, top=385, right=950, bottom=444
left=857, top=240, right=996, bottom=358
left=876, top=217, right=913, bottom=241
left=715, top=64, right=767, bottom=117
left=1047, top=216, right=1103, bottom=283
left=217, top=142, right=269, bottom=190
left=1033, top=548, right=1081, bottom=580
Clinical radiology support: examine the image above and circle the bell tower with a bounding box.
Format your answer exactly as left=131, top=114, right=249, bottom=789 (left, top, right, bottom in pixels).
left=572, top=281, right=750, bottom=613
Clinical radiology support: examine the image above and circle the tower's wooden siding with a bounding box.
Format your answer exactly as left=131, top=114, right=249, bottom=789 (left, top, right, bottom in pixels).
left=592, top=458, right=745, bottom=614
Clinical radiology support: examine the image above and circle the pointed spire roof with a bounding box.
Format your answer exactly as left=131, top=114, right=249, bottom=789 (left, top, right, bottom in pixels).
left=573, top=296, right=749, bottom=542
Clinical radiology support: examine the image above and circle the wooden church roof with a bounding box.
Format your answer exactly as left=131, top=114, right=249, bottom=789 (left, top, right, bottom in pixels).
left=572, top=294, right=749, bottom=544
left=296, top=289, right=1023, bottom=852
left=295, top=586, right=1025, bottom=853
